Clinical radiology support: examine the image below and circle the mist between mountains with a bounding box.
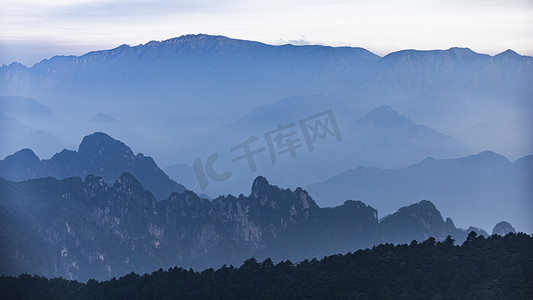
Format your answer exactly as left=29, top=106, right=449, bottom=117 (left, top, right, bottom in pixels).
left=193, top=109, right=342, bottom=191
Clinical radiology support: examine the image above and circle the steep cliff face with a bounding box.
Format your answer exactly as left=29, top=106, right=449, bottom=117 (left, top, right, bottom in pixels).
left=0, top=174, right=488, bottom=281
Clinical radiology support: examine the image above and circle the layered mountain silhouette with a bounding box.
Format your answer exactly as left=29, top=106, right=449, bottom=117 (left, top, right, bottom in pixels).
left=0, top=34, right=531, bottom=169
left=183, top=103, right=471, bottom=196
left=0, top=132, right=186, bottom=199
left=492, top=221, right=516, bottom=236
left=0, top=96, right=66, bottom=158
left=343, top=105, right=470, bottom=167
left=307, top=151, right=533, bottom=232
left=2, top=35, right=530, bottom=108
left=90, top=113, right=119, bottom=123
left=0, top=96, right=55, bottom=120
left=0, top=174, right=489, bottom=281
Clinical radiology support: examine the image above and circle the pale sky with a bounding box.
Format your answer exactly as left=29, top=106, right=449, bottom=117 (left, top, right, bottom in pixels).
left=1, top=0, right=532, bottom=66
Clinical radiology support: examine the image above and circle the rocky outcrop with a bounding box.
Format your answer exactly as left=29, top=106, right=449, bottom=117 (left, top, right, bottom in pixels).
left=0, top=174, right=499, bottom=281
left=0, top=132, right=187, bottom=199
left=492, top=221, right=516, bottom=236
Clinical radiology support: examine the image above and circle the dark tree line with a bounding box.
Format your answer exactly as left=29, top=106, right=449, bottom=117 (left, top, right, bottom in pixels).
left=1, top=232, right=532, bottom=299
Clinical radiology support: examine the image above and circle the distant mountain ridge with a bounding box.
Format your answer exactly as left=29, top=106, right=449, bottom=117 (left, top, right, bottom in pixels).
left=0, top=132, right=186, bottom=199
left=0, top=34, right=530, bottom=172
left=307, top=150, right=533, bottom=232
left=1, top=34, right=530, bottom=119
left=190, top=103, right=471, bottom=196
left=0, top=173, right=490, bottom=281
left=344, top=105, right=470, bottom=165
left=0, top=96, right=66, bottom=159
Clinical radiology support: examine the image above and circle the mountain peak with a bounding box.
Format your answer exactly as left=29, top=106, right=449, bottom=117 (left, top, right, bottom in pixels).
left=495, top=49, right=521, bottom=59
left=383, top=47, right=478, bottom=61
left=251, top=176, right=271, bottom=197
left=113, top=172, right=146, bottom=196
left=4, top=148, right=39, bottom=162
left=413, top=199, right=438, bottom=211
left=149, top=34, right=241, bottom=49
left=90, top=113, right=118, bottom=123
left=447, top=47, right=477, bottom=57
left=392, top=200, right=441, bottom=219
left=467, top=150, right=510, bottom=164
left=78, top=132, right=134, bottom=159
left=492, top=221, right=516, bottom=236
left=355, top=105, right=414, bottom=128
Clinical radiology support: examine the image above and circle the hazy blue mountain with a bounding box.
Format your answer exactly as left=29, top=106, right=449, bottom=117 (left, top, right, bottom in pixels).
left=0, top=132, right=186, bottom=199
left=90, top=113, right=119, bottom=123
left=191, top=104, right=471, bottom=198
left=0, top=96, right=55, bottom=120
left=378, top=200, right=487, bottom=245
left=2, top=36, right=530, bottom=111
left=0, top=34, right=379, bottom=119
left=306, top=151, right=533, bottom=232
left=369, top=47, right=532, bottom=100
left=0, top=35, right=530, bottom=170
left=0, top=111, right=66, bottom=159
left=342, top=105, right=471, bottom=167
left=0, top=174, right=491, bottom=281
left=226, top=95, right=354, bottom=131
left=492, top=221, right=516, bottom=236
left=0, top=112, right=33, bottom=135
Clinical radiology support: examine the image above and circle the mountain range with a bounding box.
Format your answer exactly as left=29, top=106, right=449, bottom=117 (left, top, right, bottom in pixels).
left=0, top=132, right=186, bottom=199
left=2, top=36, right=530, bottom=112
left=0, top=34, right=531, bottom=169
left=0, top=34, right=531, bottom=283
left=0, top=173, right=492, bottom=281
left=171, top=103, right=471, bottom=196
left=307, top=150, right=533, bottom=232
left=0, top=96, right=68, bottom=159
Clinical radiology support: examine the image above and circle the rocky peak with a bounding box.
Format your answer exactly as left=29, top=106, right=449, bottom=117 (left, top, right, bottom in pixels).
left=251, top=176, right=272, bottom=199
left=492, top=221, right=516, bottom=236
left=4, top=148, right=39, bottom=163
left=112, top=172, right=146, bottom=199
left=0, top=148, right=43, bottom=181
left=167, top=191, right=213, bottom=219
left=447, top=47, right=477, bottom=59
left=445, top=217, right=456, bottom=231
left=395, top=200, right=439, bottom=216
left=83, top=174, right=109, bottom=198
left=78, top=132, right=135, bottom=160
left=494, top=49, right=521, bottom=61
left=467, top=150, right=510, bottom=164
left=293, top=187, right=316, bottom=211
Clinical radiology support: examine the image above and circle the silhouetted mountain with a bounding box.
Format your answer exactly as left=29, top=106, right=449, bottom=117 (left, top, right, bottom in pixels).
left=0, top=111, right=66, bottom=159
left=0, top=96, right=55, bottom=120
left=344, top=105, right=470, bottom=166
left=0, top=34, right=379, bottom=117
left=307, top=150, right=533, bottom=232
left=191, top=104, right=470, bottom=197
left=90, top=113, right=118, bottom=123
left=227, top=95, right=353, bottom=131
left=0, top=35, right=530, bottom=171
left=492, top=221, right=516, bottom=236
left=0, top=132, right=186, bottom=199
left=0, top=174, right=495, bottom=281
left=378, top=200, right=487, bottom=244
left=2, top=36, right=530, bottom=110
